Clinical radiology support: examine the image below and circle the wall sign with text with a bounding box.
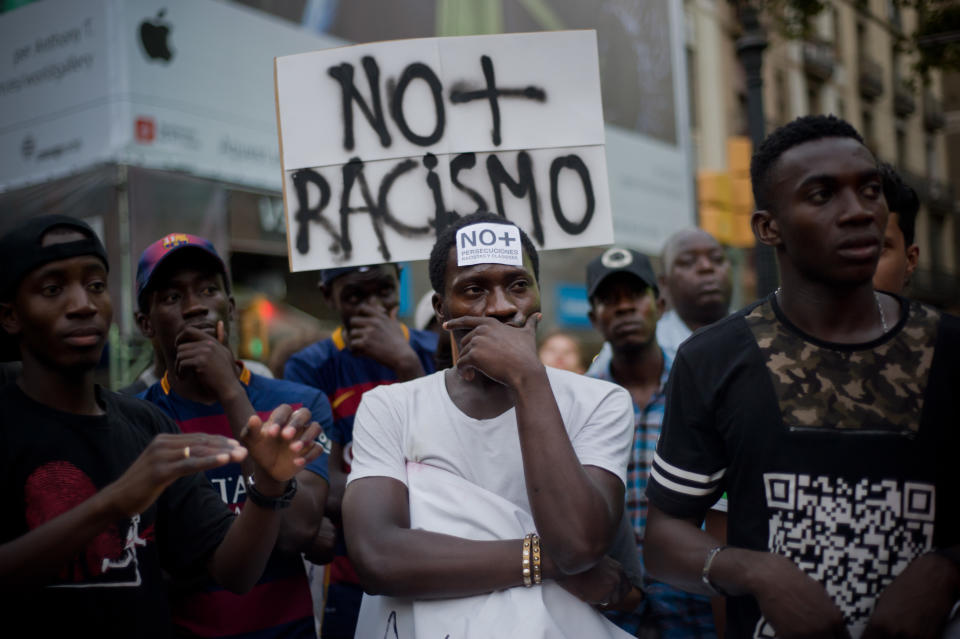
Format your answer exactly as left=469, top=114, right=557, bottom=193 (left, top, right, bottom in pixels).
left=274, top=30, right=613, bottom=271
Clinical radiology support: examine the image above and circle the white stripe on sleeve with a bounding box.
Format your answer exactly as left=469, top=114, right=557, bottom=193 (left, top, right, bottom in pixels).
left=653, top=451, right=726, bottom=485
left=650, top=467, right=722, bottom=497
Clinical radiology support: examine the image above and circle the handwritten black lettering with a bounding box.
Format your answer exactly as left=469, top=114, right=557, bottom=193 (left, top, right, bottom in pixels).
left=377, top=159, right=432, bottom=236
left=449, top=55, right=546, bottom=146
left=450, top=152, right=488, bottom=215
left=291, top=169, right=339, bottom=256
left=293, top=150, right=598, bottom=264
left=423, top=153, right=458, bottom=235
left=382, top=610, right=449, bottom=639
left=390, top=63, right=445, bottom=146
left=328, top=56, right=391, bottom=151
left=550, top=155, right=595, bottom=235
left=383, top=611, right=400, bottom=639
left=487, top=151, right=544, bottom=245
left=340, top=158, right=391, bottom=261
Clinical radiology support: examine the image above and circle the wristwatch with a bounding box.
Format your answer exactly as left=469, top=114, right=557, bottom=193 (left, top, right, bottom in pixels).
left=246, top=475, right=297, bottom=510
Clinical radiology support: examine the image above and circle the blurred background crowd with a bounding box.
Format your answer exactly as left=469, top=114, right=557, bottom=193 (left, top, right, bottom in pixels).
left=1, top=0, right=957, bottom=388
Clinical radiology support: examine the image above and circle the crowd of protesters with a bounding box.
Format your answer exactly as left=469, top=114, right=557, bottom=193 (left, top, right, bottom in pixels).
left=1, top=114, right=958, bottom=639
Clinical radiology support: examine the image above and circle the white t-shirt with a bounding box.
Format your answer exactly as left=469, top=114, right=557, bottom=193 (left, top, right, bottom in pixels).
left=347, top=367, right=634, bottom=513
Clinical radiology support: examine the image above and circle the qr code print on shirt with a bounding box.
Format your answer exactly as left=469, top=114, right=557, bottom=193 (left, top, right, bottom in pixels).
left=753, top=474, right=935, bottom=639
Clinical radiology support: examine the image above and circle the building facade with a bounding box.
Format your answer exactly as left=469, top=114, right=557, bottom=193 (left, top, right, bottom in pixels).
left=685, top=0, right=958, bottom=308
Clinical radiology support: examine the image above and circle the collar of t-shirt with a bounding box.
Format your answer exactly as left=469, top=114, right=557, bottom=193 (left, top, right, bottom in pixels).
left=332, top=323, right=411, bottom=352
left=160, top=361, right=251, bottom=395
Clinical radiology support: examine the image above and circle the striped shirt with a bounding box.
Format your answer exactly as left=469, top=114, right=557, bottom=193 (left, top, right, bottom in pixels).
left=589, top=349, right=672, bottom=539
left=140, top=367, right=332, bottom=639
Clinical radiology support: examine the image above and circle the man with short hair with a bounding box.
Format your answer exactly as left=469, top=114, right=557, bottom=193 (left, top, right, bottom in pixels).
left=874, top=163, right=920, bottom=295
left=135, top=233, right=334, bottom=638
left=0, top=216, right=322, bottom=637
left=657, top=229, right=732, bottom=356
left=586, top=247, right=715, bottom=638
left=341, top=211, right=635, bottom=637
left=586, top=229, right=731, bottom=376
left=644, top=115, right=960, bottom=638
left=285, top=264, right=437, bottom=638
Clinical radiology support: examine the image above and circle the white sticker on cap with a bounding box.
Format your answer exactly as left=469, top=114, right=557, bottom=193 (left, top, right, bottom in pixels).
left=456, top=223, right=523, bottom=267
left=601, top=247, right=633, bottom=268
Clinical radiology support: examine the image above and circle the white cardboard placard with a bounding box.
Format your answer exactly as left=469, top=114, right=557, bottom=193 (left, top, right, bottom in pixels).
left=275, top=30, right=613, bottom=272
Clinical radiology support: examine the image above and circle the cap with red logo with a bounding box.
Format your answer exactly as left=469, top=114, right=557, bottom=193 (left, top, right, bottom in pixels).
left=136, top=233, right=229, bottom=311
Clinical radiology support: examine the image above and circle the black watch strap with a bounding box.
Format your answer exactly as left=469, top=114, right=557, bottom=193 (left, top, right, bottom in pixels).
left=246, top=475, right=297, bottom=510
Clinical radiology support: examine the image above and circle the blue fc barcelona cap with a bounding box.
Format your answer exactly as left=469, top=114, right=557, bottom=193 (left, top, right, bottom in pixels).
left=136, top=233, right=229, bottom=311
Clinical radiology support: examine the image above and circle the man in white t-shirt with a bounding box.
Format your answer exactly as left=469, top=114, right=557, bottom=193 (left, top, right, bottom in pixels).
left=341, top=211, right=635, bottom=638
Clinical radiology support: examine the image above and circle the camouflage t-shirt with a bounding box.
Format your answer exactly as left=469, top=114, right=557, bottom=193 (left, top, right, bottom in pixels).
left=648, top=293, right=960, bottom=639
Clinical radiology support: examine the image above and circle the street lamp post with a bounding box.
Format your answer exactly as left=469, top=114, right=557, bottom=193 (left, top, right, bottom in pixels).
left=736, top=3, right=779, bottom=297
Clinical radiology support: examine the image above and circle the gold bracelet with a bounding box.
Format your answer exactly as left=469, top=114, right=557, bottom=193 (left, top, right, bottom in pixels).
left=522, top=534, right=533, bottom=587
left=531, top=533, right=542, bottom=585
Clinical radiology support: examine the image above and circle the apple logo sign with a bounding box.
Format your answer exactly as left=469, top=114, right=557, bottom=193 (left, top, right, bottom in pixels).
left=139, top=9, right=173, bottom=63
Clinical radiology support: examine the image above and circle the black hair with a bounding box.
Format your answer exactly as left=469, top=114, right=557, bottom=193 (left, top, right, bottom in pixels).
left=750, top=115, right=866, bottom=212
left=879, top=163, right=919, bottom=246
left=138, top=250, right=231, bottom=314
left=428, top=211, right=540, bottom=294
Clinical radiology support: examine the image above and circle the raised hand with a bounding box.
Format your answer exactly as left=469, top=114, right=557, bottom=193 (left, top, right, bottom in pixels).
left=174, top=321, right=242, bottom=401
left=241, top=404, right=323, bottom=486
left=347, top=303, right=424, bottom=379
left=443, top=312, right=542, bottom=386
left=103, top=432, right=247, bottom=518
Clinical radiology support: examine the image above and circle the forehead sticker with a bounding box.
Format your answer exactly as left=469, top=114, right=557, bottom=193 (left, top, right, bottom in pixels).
left=601, top=248, right=633, bottom=268
left=456, top=223, right=523, bottom=267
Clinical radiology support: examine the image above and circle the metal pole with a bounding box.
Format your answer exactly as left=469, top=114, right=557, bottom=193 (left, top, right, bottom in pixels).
left=736, top=4, right=779, bottom=298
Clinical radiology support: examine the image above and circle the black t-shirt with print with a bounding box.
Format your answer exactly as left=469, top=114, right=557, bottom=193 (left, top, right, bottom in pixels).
left=0, top=384, right=234, bottom=638
left=647, top=293, right=960, bottom=638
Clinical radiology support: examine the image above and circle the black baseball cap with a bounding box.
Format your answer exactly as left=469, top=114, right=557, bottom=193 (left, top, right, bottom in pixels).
left=319, top=263, right=401, bottom=288
left=586, top=247, right=658, bottom=299
left=0, top=215, right=109, bottom=361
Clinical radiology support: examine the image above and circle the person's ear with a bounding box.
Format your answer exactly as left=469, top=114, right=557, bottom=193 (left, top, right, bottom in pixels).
left=432, top=293, right=445, bottom=326
left=656, top=295, right=666, bottom=318
left=0, top=302, right=21, bottom=337
left=228, top=296, right=237, bottom=325
left=657, top=274, right=671, bottom=306
left=752, top=209, right=781, bottom=248
left=320, top=283, right=338, bottom=310
left=905, top=244, right=919, bottom=282
left=135, top=310, right=154, bottom=338
left=587, top=305, right=599, bottom=331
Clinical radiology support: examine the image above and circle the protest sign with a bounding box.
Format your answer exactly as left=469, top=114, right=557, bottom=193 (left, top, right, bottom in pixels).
left=275, top=30, right=612, bottom=271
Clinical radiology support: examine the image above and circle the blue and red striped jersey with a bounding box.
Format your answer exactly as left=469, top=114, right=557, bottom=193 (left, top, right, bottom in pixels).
left=283, top=325, right=436, bottom=627
left=284, top=326, right=437, bottom=453
left=140, top=366, right=333, bottom=639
